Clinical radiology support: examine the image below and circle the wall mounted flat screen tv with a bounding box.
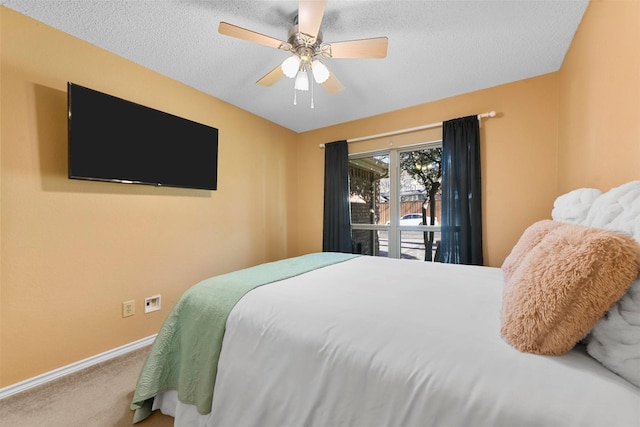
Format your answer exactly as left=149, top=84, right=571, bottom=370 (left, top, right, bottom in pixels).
left=68, top=82, right=218, bottom=190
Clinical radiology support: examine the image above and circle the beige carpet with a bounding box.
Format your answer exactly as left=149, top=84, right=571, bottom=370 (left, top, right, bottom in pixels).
left=0, top=346, right=174, bottom=427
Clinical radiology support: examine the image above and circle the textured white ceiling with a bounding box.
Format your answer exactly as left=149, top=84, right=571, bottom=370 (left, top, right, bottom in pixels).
left=2, top=0, right=589, bottom=133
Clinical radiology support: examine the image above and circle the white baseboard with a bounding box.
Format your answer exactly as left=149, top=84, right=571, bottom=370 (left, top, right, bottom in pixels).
left=0, top=334, right=157, bottom=400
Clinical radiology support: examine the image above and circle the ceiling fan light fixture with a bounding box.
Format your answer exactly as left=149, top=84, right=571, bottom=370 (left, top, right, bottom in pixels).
left=220, top=0, right=390, bottom=103
left=294, top=69, right=309, bottom=91
left=281, top=55, right=301, bottom=78
left=311, top=60, right=330, bottom=84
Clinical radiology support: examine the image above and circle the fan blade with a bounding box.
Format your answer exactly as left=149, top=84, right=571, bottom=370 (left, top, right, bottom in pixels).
left=218, top=22, right=289, bottom=50
left=322, top=71, right=344, bottom=95
left=325, top=37, right=388, bottom=58
left=298, top=0, right=326, bottom=39
left=256, top=65, right=285, bottom=87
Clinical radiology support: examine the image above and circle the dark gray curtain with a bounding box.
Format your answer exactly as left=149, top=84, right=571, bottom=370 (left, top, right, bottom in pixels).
left=322, top=140, right=352, bottom=253
left=440, top=116, right=483, bottom=265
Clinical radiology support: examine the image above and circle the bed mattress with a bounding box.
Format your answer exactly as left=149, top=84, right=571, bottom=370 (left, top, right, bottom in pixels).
left=151, top=255, right=640, bottom=426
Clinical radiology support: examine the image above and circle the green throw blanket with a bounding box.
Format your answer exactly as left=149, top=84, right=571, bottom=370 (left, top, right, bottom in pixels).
left=130, top=252, right=359, bottom=423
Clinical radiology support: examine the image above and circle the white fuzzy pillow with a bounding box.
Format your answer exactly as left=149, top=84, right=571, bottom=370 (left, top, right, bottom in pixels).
left=552, top=187, right=602, bottom=224
left=586, top=277, right=640, bottom=387
left=552, top=180, right=640, bottom=387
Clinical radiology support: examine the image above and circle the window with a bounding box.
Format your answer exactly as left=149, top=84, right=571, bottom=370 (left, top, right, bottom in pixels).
left=349, top=143, right=442, bottom=261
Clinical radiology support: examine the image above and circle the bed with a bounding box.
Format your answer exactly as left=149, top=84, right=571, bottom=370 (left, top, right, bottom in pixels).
left=131, top=181, right=640, bottom=426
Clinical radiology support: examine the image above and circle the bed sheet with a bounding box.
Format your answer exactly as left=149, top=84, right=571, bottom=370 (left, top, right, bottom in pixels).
left=153, top=256, right=640, bottom=427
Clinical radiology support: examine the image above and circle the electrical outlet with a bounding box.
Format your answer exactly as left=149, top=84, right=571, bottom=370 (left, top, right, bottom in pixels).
left=122, top=300, right=135, bottom=317
left=144, top=295, right=161, bottom=314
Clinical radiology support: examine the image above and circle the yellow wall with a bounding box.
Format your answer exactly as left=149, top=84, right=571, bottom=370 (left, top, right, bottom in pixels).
left=557, top=0, right=640, bottom=193
left=0, top=7, right=298, bottom=387
left=2, top=0, right=639, bottom=388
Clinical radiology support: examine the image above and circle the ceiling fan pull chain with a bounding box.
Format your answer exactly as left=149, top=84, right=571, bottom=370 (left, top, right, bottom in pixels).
left=311, top=76, right=315, bottom=109
left=293, top=87, right=297, bottom=105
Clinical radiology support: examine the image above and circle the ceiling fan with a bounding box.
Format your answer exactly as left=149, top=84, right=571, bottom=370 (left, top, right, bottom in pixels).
left=218, top=0, right=388, bottom=100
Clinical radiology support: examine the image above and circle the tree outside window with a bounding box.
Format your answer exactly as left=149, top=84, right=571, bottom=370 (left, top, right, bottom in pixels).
left=400, top=147, right=442, bottom=261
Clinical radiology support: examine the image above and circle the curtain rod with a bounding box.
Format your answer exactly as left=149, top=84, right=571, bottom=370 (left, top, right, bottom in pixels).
left=319, top=111, right=496, bottom=148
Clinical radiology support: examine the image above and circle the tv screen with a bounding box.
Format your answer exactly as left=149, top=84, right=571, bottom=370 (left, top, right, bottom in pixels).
left=68, top=82, right=218, bottom=190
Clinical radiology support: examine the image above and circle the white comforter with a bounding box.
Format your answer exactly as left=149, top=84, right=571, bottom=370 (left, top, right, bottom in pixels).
left=153, top=256, right=640, bottom=427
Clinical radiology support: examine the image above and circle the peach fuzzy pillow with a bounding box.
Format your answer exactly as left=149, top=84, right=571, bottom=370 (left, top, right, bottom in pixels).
left=501, top=221, right=640, bottom=355
left=501, top=220, right=564, bottom=282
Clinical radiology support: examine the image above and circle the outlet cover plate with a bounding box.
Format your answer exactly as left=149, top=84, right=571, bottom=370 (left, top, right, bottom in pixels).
left=122, top=300, right=135, bottom=317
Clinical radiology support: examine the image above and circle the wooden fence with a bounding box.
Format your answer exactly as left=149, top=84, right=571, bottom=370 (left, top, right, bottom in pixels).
left=377, top=200, right=441, bottom=225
